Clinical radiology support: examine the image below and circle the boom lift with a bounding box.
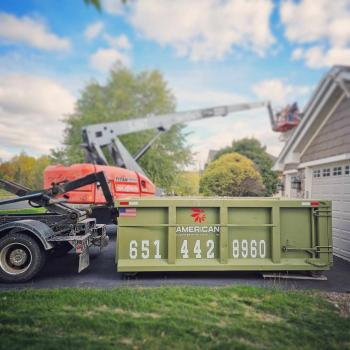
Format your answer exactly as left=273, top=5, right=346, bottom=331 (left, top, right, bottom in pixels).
left=81, top=101, right=270, bottom=174
left=82, top=101, right=301, bottom=166
left=268, top=102, right=301, bottom=133
left=45, top=101, right=272, bottom=204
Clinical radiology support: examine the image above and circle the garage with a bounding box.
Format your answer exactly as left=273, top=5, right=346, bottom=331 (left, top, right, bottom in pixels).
left=311, top=161, right=350, bottom=260
left=273, top=66, right=350, bottom=262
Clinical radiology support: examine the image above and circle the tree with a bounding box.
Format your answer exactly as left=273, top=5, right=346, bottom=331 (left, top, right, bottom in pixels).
left=83, top=0, right=126, bottom=11
left=170, top=171, right=200, bottom=196
left=53, top=67, right=192, bottom=191
left=0, top=153, right=51, bottom=189
left=84, top=0, right=102, bottom=10
left=214, top=138, right=278, bottom=196
left=200, top=152, right=264, bottom=196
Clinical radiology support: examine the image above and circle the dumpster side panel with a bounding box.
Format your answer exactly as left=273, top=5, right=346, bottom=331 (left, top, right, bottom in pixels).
left=117, top=207, right=168, bottom=262
left=228, top=207, right=272, bottom=261
left=176, top=207, right=220, bottom=261
left=117, top=198, right=332, bottom=272
left=280, top=208, right=312, bottom=259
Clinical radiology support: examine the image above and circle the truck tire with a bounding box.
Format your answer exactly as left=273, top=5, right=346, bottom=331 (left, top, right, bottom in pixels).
left=0, top=232, right=46, bottom=283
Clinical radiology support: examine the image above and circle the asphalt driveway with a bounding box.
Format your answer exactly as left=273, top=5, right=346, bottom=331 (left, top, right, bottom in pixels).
left=1, top=228, right=349, bottom=291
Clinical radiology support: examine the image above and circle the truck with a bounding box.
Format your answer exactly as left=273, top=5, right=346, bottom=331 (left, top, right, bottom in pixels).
left=0, top=172, right=115, bottom=282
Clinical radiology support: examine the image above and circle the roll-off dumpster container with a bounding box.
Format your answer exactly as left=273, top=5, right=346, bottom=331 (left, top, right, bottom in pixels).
left=116, top=198, right=332, bottom=273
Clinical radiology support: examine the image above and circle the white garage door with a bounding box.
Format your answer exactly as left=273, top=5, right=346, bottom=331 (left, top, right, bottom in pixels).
left=311, top=161, right=350, bottom=261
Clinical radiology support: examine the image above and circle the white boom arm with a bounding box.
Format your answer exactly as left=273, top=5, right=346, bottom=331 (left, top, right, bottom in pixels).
left=81, top=101, right=269, bottom=175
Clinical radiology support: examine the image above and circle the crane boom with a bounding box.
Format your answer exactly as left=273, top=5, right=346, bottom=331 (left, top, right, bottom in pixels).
left=81, top=100, right=270, bottom=174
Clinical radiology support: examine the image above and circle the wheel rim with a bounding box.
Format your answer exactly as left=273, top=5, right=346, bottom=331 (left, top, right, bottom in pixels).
left=0, top=243, right=32, bottom=275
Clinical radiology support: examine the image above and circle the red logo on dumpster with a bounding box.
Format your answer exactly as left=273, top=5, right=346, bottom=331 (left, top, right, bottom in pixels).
left=191, top=208, right=206, bottom=223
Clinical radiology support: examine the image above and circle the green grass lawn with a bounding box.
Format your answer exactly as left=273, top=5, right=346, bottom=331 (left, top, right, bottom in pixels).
left=0, top=208, right=46, bottom=214
left=0, top=189, right=12, bottom=198
left=0, top=287, right=349, bottom=350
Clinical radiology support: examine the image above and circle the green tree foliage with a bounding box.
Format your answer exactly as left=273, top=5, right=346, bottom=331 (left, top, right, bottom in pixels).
left=84, top=0, right=101, bottom=10
left=53, top=68, right=192, bottom=191
left=200, top=152, right=264, bottom=196
left=214, top=138, right=278, bottom=196
left=0, top=153, right=52, bottom=189
left=83, top=0, right=126, bottom=11
left=170, top=171, right=200, bottom=196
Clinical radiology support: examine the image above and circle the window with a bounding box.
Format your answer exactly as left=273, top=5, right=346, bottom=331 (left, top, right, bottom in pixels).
left=313, top=169, right=321, bottom=178
left=333, top=166, right=342, bottom=176
left=345, top=165, right=350, bottom=175
left=291, top=176, right=301, bottom=191
left=322, top=168, right=330, bottom=177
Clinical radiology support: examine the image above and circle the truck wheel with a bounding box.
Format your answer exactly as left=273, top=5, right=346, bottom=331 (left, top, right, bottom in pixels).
left=0, top=232, right=46, bottom=283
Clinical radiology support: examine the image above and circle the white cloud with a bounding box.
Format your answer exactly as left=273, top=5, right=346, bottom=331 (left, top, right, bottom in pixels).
left=0, top=12, right=71, bottom=52
left=252, top=79, right=312, bottom=106
left=104, top=33, right=131, bottom=50
left=0, top=148, right=15, bottom=161
left=174, top=87, right=247, bottom=109
left=303, top=46, right=324, bottom=69
left=102, top=0, right=125, bottom=15
left=281, top=0, right=350, bottom=46
left=167, top=68, right=250, bottom=110
left=90, top=48, right=130, bottom=72
left=281, top=0, right=350, bottom=68
left=324, top=47, right=350, bottom=66
left=84, top=21, right=104, bottom=40
left=291, top=47, right=304, bottom=61
left=0, top=74, right=75, bottom=154
left=129, top=0, right=274, bottom=61
left=295, top=45, right=350, bottom=69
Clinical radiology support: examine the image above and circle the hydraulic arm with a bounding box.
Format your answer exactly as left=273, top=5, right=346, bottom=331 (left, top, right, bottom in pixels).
left=81, top=101, right=271, bottom=174
left=0, top=171, right=117, bottom=222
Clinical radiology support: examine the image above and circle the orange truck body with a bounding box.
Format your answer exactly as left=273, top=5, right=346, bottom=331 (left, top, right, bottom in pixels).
left=44, top=164, right=156, bottom=204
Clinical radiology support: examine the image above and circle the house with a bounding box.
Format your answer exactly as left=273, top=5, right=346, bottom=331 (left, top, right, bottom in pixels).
left=273, top=65, right=350, bottom=261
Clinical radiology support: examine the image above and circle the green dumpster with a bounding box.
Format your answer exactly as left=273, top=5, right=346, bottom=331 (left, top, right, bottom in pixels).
left=116, top=198, right=332, bottom=272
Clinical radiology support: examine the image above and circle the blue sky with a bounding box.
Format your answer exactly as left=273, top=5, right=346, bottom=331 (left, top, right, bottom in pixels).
left=0, top=0, right=349, bottom=168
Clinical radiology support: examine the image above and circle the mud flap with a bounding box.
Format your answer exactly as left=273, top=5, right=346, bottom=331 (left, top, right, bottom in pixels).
left=78, top=248, right=90, bottom=273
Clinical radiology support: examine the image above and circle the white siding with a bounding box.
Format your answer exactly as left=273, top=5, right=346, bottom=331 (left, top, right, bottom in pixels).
left=311, top=161, right=350, bottom=261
